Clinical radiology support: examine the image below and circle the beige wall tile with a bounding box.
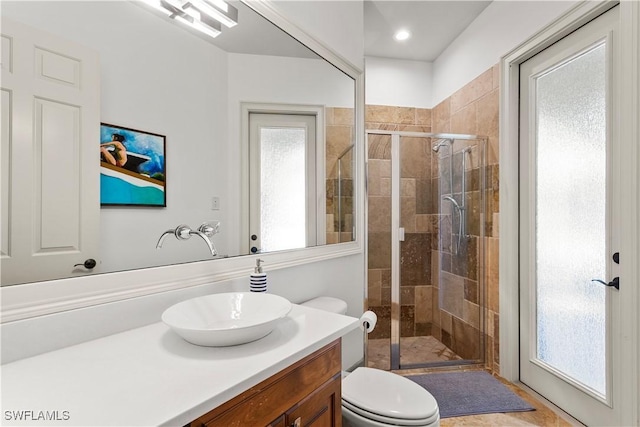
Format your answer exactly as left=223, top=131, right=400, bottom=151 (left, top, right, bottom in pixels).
left=492, top=63, right=500, bottom=90
left=325, top=107, right=335, bottom=125
left=486, top=308, right=494, bottom=338
left=400, top=137, right=431, bottom=180
left=368, top=268, right=382, bottom=287
left=366, top=105, right=416, bottom=124
left=487, top=237, right=499, bottom=312
left=416, top=108, right=432, bottom=126
left=400, top=178, right=416, bottom=197
left=416, top=214, right=431, bottom=233
left=368, top=134, right=392, bottom=159
left=326, top=232, right=339, bottom=244
left=432, top=98, right=451, bottom=133
left=451, top=102, right=478, bottom=135
left=487, top=135, right=500, bottom=165
left=400, top=197, right=416, bottom=232
left=415, top=286, right=433, bottom=323
left=463, top=300, right=480, bottom=329
left=440, top=310, right=452, bottom=333
left=450, top=68, right=493, bottom=113
left=368, top=197, right=391, bottom=233
left=477, top=89, right=499, bottom=139
left=398, top=125, right=431, bottom=133
left=396, top=107, right=417, bottom=124
left=333, top=107, right=354, bottom=126
left=431, top=250, right=440, bottom=288
left=439, top=271, right=465, bottom=319
left=366, top=105, right=397, bottom=123
left=326, top=126, right=353, bottom=158
left=380, top=178, right=391, bottom=197
left=368, top=284, right=382, bottom=306
left=326, top=214, right=335, bottom=232
left=367, top=159, right=382, bottom=196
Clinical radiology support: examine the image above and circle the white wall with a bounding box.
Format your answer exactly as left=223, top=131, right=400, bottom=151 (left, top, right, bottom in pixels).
left=365, top=57, right=433, bottom=108
left=432, top=0, right=578, bottom=105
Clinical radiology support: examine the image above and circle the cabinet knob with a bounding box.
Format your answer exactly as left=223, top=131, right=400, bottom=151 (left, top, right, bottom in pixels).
left=291, top=417, right=301, bottom=427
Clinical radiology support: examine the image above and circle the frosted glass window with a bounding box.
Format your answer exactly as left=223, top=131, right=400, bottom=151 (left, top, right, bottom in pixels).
left=260, top=127, right=306, bottom=252
left=535, top=43, right=607, bottom=395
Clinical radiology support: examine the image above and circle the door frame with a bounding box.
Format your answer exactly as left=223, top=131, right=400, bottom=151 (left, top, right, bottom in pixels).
left=500, top=0, right=639, bottom=423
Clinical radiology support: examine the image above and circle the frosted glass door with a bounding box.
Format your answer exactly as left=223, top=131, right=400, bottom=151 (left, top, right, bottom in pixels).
left=259, top=127, right=307, bottom=252
left=535, top=42, right=607, bottom=395
left=248, top=113, right=317, bottom=253
left=519, top=6, right=619, bottom=425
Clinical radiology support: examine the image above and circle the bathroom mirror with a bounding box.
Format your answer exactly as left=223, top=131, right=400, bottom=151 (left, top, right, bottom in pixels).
left=0, top=0, right=357, bottom=286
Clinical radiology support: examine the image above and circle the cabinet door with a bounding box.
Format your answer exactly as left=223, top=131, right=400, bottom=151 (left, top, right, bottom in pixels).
left=269, top=414, right=286, bottom=427
left=196, top=341, right=341, bottom=427
left=286, top=375, right=341, bottom=427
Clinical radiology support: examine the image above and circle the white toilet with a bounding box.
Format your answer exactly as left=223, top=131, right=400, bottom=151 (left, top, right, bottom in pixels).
left=300, top=297, right=440, bottom=427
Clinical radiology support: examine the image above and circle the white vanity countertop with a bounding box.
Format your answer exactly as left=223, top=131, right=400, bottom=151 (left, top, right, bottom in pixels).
left=1, top=304, right=359, bottom=426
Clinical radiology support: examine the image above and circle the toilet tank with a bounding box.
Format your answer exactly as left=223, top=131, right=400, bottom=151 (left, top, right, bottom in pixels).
left=300, top=297, right=348, bottom=315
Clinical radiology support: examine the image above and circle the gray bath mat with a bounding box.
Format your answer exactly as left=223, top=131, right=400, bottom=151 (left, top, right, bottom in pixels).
left=407, top=370, right=535, bottom=418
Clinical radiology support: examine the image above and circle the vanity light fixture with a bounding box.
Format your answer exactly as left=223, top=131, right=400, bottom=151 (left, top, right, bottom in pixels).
left=185, top=0, right=238, bottom=28
left=394, top=29, right=411, bottom=41
left=140, top=0, right=238, bottom=40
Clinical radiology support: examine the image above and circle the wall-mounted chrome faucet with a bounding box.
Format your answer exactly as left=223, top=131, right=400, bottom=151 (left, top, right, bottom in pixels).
left=156, top=222, right=219, bottom=256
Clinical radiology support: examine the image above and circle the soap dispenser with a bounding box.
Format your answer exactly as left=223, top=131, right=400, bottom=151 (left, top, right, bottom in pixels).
left=249, top=259, right=267, bottom=292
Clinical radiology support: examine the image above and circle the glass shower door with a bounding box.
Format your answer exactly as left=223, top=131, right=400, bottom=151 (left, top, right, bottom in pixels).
left=395, top=133, right=486, bottom=369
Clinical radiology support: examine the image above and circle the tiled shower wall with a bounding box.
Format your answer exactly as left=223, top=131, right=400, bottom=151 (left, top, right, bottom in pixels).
left=431, top=65, right=500, bottom=372
left=326, top=107, right=355, bottom=244
left=365, top=64, right=500, bottom=372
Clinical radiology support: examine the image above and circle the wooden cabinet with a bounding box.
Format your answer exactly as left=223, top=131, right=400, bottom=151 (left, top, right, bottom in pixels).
left=188, top=339, right=342, bottom=427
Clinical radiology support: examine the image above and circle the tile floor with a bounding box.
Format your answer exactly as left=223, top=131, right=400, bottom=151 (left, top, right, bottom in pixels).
left=367, top=336, right=461, bottom=370
left=367, top=336, right=584, bottom=426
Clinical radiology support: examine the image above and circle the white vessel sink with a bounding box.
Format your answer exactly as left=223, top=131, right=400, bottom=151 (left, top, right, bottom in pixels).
left=162, top=292, right=292, bottom=346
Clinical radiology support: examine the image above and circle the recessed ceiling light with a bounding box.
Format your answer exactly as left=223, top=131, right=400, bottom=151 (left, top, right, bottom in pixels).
left=394, top=29, right=411, bottom=41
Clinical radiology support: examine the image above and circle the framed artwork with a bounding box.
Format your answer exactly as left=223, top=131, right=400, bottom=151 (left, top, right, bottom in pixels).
left=100, top=123, right=166, bottom=207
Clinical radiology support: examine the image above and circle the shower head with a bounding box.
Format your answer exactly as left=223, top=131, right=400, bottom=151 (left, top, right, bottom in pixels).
left=432, top=139, right=452, bottom=153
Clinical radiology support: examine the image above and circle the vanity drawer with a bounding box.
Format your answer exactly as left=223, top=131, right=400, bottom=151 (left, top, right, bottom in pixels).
left=189, top=339, right=342, bottom=427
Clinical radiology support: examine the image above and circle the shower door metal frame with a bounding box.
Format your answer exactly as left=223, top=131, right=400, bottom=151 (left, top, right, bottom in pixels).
left=366, top=129, right=488, bottom=371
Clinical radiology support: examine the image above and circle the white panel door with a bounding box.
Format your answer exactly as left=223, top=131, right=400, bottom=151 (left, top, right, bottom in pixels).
left=0, top=18, right=100, bottom=285
left=519, top=6, right=622, bottom=425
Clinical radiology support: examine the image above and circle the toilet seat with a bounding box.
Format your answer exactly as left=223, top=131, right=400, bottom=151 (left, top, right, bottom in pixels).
left=342, top=367, right=439, bottom=426
left=342, top=399, right=439, bottom=426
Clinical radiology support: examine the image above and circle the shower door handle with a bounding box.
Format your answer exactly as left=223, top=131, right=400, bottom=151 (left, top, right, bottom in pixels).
left=398, top=227, right=405, bottom=241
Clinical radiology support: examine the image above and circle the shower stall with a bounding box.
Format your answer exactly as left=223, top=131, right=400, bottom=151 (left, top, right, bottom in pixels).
left=366, top=130, right=487, bottom=370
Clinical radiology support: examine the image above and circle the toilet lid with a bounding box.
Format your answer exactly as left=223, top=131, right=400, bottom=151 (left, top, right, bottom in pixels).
left=342, top=367, right=439, bottom=421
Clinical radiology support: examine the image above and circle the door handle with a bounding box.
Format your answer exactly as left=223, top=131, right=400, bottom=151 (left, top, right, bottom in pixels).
left=74, top=259, right=97, bottom=270
left=591, top=277, right=619, bottom=290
